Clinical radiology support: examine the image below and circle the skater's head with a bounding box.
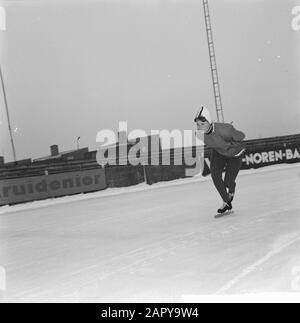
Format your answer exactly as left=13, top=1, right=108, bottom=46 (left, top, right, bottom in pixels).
left=194, top=106, right=213, bottom=133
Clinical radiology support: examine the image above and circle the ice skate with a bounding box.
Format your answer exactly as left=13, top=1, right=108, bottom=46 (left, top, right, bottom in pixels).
left=215, top=202, right=234, bottom=218
left=217, top=201, right=232, bottom=214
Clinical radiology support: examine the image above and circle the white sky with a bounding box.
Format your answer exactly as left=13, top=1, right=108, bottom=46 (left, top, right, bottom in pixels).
left=0, top=0, right=300, bottom=161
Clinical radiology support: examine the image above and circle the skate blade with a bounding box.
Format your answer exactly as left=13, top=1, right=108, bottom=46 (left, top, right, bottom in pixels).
left=214, top=210, right=234, bottom=219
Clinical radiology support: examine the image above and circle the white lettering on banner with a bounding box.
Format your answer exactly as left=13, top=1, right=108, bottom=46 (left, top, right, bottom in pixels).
left=243, top=148, right=300, bottom=166
left=286, top=149, right=294, bottom=160
left=253, top=153, right=262, bottom=164
left=261, top=152, right=268, bottom=163
left=286, top=149, right=300, bottom=160
left=275, top=150, right=283, bottom=161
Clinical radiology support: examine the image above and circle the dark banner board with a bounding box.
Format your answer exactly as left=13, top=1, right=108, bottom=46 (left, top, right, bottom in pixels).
left=242, top=146, right=300, bottom=169
left=202, top=144, right=300, bottom=175
left=0, top=169, right=106, bottom=206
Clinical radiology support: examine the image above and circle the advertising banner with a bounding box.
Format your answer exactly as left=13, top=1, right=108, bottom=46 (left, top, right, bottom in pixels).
left=242, top=146, right=300, bottom=169
left=202, top=143, right=300, bottom=175
left=0, top=169, right=106, bottom=206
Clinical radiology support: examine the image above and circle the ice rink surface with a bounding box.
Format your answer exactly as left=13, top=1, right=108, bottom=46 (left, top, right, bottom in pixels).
left=0, top=164, right=300, bottom=302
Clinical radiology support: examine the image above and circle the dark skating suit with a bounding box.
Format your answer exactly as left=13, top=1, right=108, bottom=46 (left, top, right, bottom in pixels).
left=204, top=123, right=246, bottom=203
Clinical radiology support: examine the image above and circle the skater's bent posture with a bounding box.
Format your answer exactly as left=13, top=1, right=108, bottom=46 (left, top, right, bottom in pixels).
left=195, top=107, right=246, bottom=214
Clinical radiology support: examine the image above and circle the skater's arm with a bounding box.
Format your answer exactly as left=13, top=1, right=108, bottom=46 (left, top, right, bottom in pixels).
left=230, top=125, right=246, bottom=142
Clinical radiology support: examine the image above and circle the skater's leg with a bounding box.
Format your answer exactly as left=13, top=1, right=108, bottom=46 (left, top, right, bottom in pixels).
left=224, top=155, right=244, bottom=194
left=210, top=150, right=230, bottom=203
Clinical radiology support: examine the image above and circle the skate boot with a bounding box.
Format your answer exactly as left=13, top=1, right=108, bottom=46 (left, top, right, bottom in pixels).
left=217, top=201, right=233, bottom=214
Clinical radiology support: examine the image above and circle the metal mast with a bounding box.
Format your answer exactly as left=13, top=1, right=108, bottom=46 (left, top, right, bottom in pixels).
left=203, top=0, right=224, bottom=123
left=0, top=64, right=17, bottom=161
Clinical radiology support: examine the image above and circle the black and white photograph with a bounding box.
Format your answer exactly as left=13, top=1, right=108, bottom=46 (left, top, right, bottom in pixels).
left=0, top=0, right=300, bottom=306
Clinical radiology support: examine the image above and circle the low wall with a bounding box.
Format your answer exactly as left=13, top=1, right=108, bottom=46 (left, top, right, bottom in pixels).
left=0, top=134, right=299, bottom=206
left=105, top=165, right=145, bottom=188
left=145, top=134, right=300, bottom=182
left=0, top=169, right=106, bottom=206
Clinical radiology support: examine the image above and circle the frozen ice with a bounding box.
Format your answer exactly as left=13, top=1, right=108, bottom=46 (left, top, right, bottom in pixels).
left=0, top=164, right=300, bottom=302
